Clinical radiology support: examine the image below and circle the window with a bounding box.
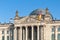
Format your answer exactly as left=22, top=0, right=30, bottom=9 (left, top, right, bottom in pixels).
left=2, top=36, right=4, bottom=40
left=58, top=34, right=60, bottom=40
left=7, top=36, right=9, bottom=40
left=10, top=36, right=13, bottom=40
left=2, top=30, right=4, bottom=34
left=10, top=29, right=12, bottom=34
left=52, top=34, right=55, bottom=40
left=52, top=26, right=55, bottom=32
left=58, top=27, right=60, bottom=32
left=7, top=30, right=9, bottom=34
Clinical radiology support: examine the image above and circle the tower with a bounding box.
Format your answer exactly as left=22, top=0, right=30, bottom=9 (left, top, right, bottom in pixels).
left=14, top=10, right=20, bottom=20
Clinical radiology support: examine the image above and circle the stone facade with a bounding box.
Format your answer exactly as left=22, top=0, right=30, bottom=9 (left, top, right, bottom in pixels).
left=0, top=8, right=60, bottom=40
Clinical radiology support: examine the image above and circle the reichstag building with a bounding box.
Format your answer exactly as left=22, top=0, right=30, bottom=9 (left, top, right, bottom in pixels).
left=0, top=8, right=60, bottom=40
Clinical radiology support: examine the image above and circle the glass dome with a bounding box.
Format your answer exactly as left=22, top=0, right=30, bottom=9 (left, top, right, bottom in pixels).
left=29, top=9, right=45, bottom=15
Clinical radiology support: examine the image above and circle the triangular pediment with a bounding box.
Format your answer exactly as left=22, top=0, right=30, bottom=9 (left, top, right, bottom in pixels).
left=20, top=16, right=40, bottom=24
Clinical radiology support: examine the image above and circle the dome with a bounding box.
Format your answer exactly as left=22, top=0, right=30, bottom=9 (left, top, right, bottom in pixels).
left=29, top=8, right=53, bottom=19
left=29, top=9, right=45, bottom=15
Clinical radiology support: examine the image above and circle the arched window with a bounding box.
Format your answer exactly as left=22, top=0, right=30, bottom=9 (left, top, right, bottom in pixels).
left=58, top=27, right=60, bottom=32
left=51, top=34, right=55, bottom=40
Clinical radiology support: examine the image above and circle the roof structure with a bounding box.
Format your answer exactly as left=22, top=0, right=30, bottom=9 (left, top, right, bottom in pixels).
left=30, top=9, right=45, bottom=15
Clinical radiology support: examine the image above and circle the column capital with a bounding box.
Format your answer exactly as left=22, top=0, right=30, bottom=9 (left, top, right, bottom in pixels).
left=25, top=26, right=28, bottom=28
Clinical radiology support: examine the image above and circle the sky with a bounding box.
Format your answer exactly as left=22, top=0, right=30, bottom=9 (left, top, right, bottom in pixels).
left=0, top=0, right=60, bottom=23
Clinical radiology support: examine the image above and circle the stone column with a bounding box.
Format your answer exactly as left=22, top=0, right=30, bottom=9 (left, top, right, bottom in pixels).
left=37, top=26, right=39, bottom=40
left=18, top=27, right=21, bottom=40
left=17, top=27, right=20, bottom=40
left=14, top=27, right=17, bottom=40
left=19, top=27, right=22, bottom=40
left=9, top=30, right=10, bottom=40
left=32, top=26, right=33, bottom=40
left=54, top=26, right=57, bottom=40
left=56, top=27, right=57, bottom=40
left=5, top=29, right=7, bottom=40
left=23, top=27, right=26, bottom=40
left=41, top=26, right=44, bottom=40
left=26, top=27, right=28, bottom=40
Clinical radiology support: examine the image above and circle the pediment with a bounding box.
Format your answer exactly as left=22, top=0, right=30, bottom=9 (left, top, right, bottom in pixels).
left=20, top=16, right=40, bottom=24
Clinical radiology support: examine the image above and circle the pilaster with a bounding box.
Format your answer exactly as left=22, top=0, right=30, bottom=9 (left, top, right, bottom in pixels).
left=5, top=29, right=7, bottom=40
left=54, top=26, right=57, bottom=40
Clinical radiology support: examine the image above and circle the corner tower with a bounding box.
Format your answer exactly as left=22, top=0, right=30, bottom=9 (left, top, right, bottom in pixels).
left=14, top=10, right=20, bottom=20
left=44, top=8, right=53, bottom=23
